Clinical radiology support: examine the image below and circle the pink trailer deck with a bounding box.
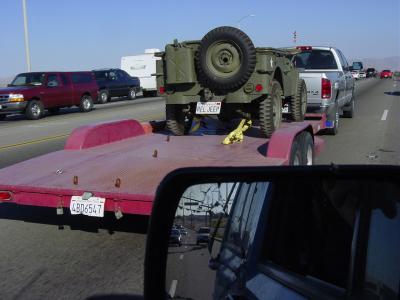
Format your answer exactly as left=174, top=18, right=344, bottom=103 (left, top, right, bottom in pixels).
left=0, top=116, right=325, bottom=220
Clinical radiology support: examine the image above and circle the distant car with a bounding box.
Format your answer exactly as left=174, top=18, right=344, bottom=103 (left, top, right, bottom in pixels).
left=169, top=229, right=182, bottom=247
left=351, top=69, right=360, bottom=80
left=393, top=71, right=400, bottom=81
left=92, top=68, right=141, bottom=104
left=366, top=68, right=377, bottom=78
left=0, top=71, right=97, bottom=120
left=358, top=71, right=366, bottom=79
left=180, top=228, right=188, bottom=236
left=380, top=70, right=393, bottom=79
left=196, top=227, right=210, bottom=245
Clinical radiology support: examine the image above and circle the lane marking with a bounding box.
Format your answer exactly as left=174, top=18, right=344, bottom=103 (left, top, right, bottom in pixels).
left=381, top=110, right=389, bottom=121
left=0, top=133, right=70, bottom=151
left=0, top=113, right=164, bottom=151
left=179, top=254, right=184, bottom=260
left=169, top=280, right=178, bottom=298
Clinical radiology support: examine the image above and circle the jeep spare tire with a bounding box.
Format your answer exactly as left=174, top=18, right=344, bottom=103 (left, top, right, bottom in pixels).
left=197, top=26, right=256, bottom=91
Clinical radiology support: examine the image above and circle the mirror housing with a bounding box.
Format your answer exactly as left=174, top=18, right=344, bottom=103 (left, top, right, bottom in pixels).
left=144, top=165, right=400, bottom=300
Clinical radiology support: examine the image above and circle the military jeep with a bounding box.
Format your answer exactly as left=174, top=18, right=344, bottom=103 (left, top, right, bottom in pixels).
left=155, top=26, right=307, bottom=137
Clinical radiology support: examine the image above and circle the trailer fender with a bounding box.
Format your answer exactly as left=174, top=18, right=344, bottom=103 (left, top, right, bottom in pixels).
left=266, top=122, right=324, bottom=164
left=65, top=119, right=146, bottom=150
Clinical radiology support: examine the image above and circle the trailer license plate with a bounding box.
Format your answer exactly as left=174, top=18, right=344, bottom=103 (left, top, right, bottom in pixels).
left=70, top=196, right=105, bottom=217
left=196, top=102, right=221, bottom=114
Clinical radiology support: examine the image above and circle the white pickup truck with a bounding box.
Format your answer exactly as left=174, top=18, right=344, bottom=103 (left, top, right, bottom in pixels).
left=291, top=46, right=355, bottom=135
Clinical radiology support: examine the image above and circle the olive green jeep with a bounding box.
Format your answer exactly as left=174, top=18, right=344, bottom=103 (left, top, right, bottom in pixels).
left=155, top=26, right=307, bottom=137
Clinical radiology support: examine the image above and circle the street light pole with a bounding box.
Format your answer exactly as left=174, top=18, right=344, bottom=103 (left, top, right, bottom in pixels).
left=236, top=14, right=255, bottom=29
left=22, top=0, right=31, bottom=72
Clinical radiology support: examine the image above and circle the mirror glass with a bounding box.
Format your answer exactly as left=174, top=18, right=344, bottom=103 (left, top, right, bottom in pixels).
left=165, top=179, right=400, bottom=299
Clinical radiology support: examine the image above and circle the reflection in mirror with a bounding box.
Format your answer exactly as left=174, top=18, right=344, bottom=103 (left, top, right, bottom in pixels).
left=165, top=179, right=400, bottom=300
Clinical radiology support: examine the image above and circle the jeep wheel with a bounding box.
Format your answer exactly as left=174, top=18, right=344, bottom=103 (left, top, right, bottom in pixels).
left=97, top=90, right=109, bottom=104
left=290, top=79, right=307, bottom=121
left=26, top=100, right=44, bottom=120
left=128, top=88, right=136, bottom=100
left=259, top=80, right=283, bottom=137
left=79, top=95, right=94, bottom=112
left=166, top=104, right=193, bottom=136
left=197, top=26, right=256, bottom=91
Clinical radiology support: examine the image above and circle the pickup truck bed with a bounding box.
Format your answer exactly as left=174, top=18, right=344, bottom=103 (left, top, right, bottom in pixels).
left=0, top=117, right=325, bottom=219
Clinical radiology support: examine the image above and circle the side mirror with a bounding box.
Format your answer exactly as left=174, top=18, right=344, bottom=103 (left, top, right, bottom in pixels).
left=7, top=84, right=12, bottom=87
left=144, top=166, right=400, bottom=300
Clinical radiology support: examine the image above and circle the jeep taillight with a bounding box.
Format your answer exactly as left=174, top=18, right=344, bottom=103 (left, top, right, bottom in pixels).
left=321, top=78, right=331, bottom=99
left=0, top=191, right=12, bottom=201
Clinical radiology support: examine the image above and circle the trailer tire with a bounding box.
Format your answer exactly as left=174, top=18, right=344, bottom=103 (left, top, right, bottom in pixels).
left=79, top=95, right=94, bottom=112
left=289, top=79, right=307, bottom=121
left=166, top=104, right=193, bottom=136
left=259, top=80, right=283, bottom=137
left=26, top=100, right=44, bottom=120
left=197, top=26, right=256, bottom=91
left=299, top=131, right=314, bottom=165
left=289, top=138, right=303, bottom=165
left=97, top=90, right=109, bottom=104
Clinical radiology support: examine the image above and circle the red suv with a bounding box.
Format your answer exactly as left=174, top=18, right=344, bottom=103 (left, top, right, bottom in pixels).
left=380, top=69, right=393, bottom=79
left=0, top=72, right=98, bottom=120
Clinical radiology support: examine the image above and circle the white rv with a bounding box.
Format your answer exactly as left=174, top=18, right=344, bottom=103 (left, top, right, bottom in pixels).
left=121, top=49, right=160, bottom=97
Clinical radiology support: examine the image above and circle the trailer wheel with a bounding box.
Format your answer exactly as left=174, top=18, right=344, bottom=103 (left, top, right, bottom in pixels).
left=196, top=26, right=256, bottom=91
left=259, top=80, right=283, bottom=137
left=289, top=138, right=302, bottom=165
left=289, top=79, right=307, bottom=121
left=97, top=90, right=109, bottom=104
left=26, top=100, right=44, bottom=120
left=300, top=131, right=314, bottom=165
left=79, top=95, right=94, bottom=112
left=166, top=104, right=193, bottom=136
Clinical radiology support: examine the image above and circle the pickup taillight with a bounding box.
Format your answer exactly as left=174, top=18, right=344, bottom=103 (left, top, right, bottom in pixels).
left=321, top=78, right=331, bottom=99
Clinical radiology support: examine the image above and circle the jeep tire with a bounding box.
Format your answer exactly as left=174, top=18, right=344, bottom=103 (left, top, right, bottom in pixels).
left=259, top=80, right=283, bottom=137
left=290, top=79, right=307, bottom=121
left=166, top=104, right=193, bottom=136
left=197, top=26, right=256, bottom=91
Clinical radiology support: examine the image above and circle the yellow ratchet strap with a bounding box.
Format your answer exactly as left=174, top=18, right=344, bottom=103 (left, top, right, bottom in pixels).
left=222, top=119, right=252, bottom=145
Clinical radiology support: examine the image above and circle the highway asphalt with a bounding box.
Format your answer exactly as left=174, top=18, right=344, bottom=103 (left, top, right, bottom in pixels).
left=0, top=78, right=398, bottom=299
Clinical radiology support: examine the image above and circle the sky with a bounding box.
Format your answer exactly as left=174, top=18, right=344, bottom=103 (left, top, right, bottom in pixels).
left=1, top=0, right=399, bottom=77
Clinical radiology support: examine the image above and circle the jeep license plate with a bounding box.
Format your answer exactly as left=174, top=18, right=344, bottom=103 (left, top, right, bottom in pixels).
left=196, top=102, right=221, bottom=115
left=70, top=196, right=105, bottom=217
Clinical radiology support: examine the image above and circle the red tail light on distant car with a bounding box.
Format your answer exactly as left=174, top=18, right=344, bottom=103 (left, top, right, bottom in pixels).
left=159, top=86, right=165, bottom=94
left=321, top=78, right=331, bottom=99
left=0, top=191, right=12, bottom=201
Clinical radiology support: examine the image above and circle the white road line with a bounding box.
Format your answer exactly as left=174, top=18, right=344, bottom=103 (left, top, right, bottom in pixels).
left=169, top=280, right=178, bottom=298
left=179, top=254, right=184, bottom=260
left=381, top=110, right=389, bottom=121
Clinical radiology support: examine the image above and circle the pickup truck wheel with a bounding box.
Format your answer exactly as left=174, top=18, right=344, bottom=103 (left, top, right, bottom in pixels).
left=197, top=26, right=256, bottom=91
left=48, top=108, right=60, bottom=115
left=97, top=90, right=109, bottom=104
left=300, top=132, right=314, bottom=165
left=290, top=79, right=307, bottom=121
left=343, top=92, right=355, bottom=118
left=79, top=95, right=94, bottom=112
left=166, top=104, right=193, bottom=136
left=259, top=80, right=282, bottom=137
left=326, top=102, right=339, bottom=135
left=128, top=88, right=136, bottom=100
left=26, top=100, right=44, bottom=120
